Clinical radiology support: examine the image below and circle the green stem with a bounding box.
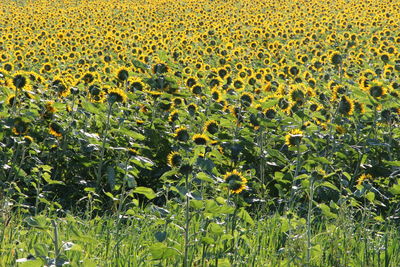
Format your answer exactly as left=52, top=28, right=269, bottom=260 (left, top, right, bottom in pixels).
left=96, top=102, right=113, bottom=188
left=183, top=173, right=190, bottom=267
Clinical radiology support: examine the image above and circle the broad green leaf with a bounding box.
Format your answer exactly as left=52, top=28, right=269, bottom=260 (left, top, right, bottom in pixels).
left=133, top=186, right=156, bottom=200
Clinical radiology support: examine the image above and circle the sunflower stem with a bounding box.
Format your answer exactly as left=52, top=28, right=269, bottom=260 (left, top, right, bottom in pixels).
left=96, top=101, right=113, bottom=189
left=183, top=172, right=190, bottom=267
left=306, top=176, right=314, bottom=266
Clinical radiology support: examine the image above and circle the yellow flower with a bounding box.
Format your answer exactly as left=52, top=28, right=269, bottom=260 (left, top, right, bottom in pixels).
left=224, top=170, right=248, bottom=194
left=108, top=88, right=127, bottom=103
left=285, top=129, right=304, bottom=147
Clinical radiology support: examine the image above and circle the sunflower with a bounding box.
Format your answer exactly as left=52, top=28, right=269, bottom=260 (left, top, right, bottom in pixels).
left=108, top=88, right=127, bottom=103
left=240, top=92, right=254, bottom=107
left=338, top=95, right=354, bottom=116
left=23, top=135, right=34, bottom=145
left=12, top=119, right=29, bottom=136
left=330, top=51, right=342, bottom=65
left=264, top=108, right=276, bottom=119
left=224, top=170, right=247, bottom=194
left=192, top=133, right=209, bottom=145
left=6, top=94, right=15, bottom=106
left=127, top=77, right=146, bottom=92
left=285, top=129, right=304, bottom=147
left=116, top=66, right=130, bottom=81
left=203, top=120, right=219, bottom=134
left=211, top=88, right=222, bottom=101
left=168, top=110, right=179, bottom=122
left=191, top=84, right=203, bottom=95
left=167, top=151, right=182, bottom=168
left=289, top=85, right=306, bottom=103
left=49, top=122, right=63, bottom=137
left=12, top=72, right=29, bottom=90
left=187, top=103, right=197, bottom=115
left=368, top=82, right=387, bottom=98
left=357, top=173, right=373, bottom=186
left=174, top=127, right=189, bottom=142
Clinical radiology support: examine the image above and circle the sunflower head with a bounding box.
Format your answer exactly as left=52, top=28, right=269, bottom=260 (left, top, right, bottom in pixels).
left=23, top=135, right=34, bottom=145
left=12, top=72, right=29, bottom=89
left=368, top=82, right=387, bottom=98
left=174, top=127, right=189, bottom=142
left=108, top=88, right=127, bottom=104
left=223, top=170, right=247, bottom=194
left=357, top=173, right=373, bottom=186
left=187, top=103, right=198, bottom=115
left=192, top=133, right=209, bottom=145
left=49, top=122, right=63, bottom=137
left=330, top=52, right=342, bottom=65
left=167, top=152, right=182, bottom=168
left=6, top=94, right=15, bottom=106
left=240, top=92, right=254, bottom=107
left=285, top=129, right=304, bottom=147
left=338, top=95, right=354, bottom=116
left=116, top=67, right=130, bottom=81
left=204, top=120, right=219, bottom=134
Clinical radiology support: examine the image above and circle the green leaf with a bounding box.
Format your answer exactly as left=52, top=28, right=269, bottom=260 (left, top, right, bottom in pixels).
left=16, top=259, right=43, bottom=267
left=366, top=192, right=375, bottom=202
left=133, top=186, right=156, bottom=200
left=383, top=160, right=400, bottom=167
left=24, top=216, right=49, bottom=230
left=389, top=184, right=400, bottom=195
left=196, top=172, right=214, bottom=182
left=318, top=203, right=337, bottom=219
left=149, top=243, right=180, bottom=260
left=238, top=208, right=254, bottom=225
left=319, top=181, right=340, bottom=192
left=208, top=222, right=224, bottom=235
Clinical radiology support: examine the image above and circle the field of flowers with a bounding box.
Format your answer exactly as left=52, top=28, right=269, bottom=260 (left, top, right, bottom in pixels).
left=1, top=0, right=400, bottom=266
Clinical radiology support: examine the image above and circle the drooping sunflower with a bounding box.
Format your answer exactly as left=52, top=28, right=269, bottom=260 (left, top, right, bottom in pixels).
left=168, top=110, right=179, bottom=122
left=127, top=77, right=146, bottom=92
left=240, top=92, right=254, bottom=107
left=174, top=127, right=189, bottom=142
left=23, top=135, right=34, bottom=145
left=49, top=122, right=63, bottom=138
left=192, top=133, right=209, bottom=145
left=108, top=88, right=127, bottom=103
left=167, top=151, right=182, bottom=168
left=338, top=95, right=354, bottom=116
left=203, top=120, right=219, bottom=134
left=285, top=129, right=304, bottom=147
left=6, top=94, right=15, bottom=106
left=224, top=169, right=247, bottom=194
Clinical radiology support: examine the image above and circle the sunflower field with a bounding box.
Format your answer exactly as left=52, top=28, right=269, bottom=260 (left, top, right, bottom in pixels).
left=1, top=0, right=400, bottom=266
